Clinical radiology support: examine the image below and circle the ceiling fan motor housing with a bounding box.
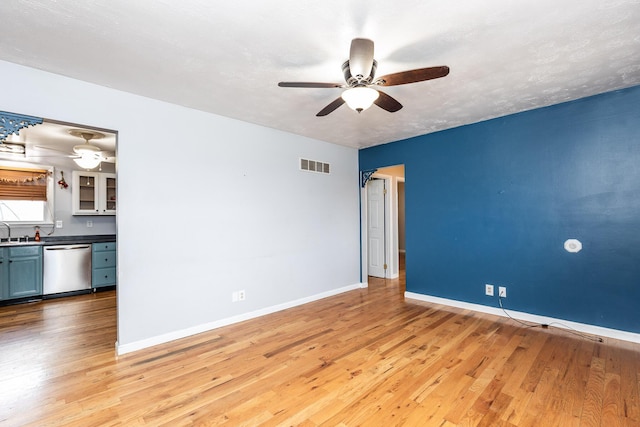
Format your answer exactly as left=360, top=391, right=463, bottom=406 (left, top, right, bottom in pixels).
left=342, top=60, right=377, bottom=87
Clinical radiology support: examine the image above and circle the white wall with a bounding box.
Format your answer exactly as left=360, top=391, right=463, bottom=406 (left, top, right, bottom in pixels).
left=0, top=60, right=361, bottom=352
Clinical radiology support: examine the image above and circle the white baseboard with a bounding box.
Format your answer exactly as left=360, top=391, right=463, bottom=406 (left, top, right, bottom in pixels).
left=117, top=283, right=365, bottom=355
left=405, top=292, right=640, bottom=345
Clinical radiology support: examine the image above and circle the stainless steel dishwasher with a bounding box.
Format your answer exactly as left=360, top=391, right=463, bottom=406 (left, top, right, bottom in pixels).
left=43, top=244, right=92, bottom=295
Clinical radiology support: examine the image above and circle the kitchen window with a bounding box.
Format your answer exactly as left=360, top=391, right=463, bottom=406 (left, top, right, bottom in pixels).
left=0, top=164, right=54, bottom=223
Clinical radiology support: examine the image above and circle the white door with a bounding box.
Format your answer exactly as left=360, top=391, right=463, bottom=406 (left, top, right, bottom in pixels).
left=367, top=178, right=386, bottom=278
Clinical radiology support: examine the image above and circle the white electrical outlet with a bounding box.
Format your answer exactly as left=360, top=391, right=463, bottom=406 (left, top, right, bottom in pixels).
left=499, top=286, right=507, bottom=298
left=86, top=220, right=93, bottom=228
left=238, top=290, right=246, bottom=301
left=55, top=220, right=63, bottom=228
left=485, top=284, right=494, bottom=296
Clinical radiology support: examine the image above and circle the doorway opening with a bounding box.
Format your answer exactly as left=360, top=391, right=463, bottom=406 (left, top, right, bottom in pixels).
left=361, top=165, right=405, bottom=285
left=0, top=110, right=118, bottom=346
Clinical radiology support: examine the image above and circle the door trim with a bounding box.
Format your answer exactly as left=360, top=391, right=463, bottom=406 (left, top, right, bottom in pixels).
left=361, top=173, right=398, bottom=281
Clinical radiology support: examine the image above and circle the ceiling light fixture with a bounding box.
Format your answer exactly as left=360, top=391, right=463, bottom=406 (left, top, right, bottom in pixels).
left=341, top=87, right=379, bottom=113
left=73, top=143, right=100, bottom=156
left=69, top=130, right=104, bottom=170
left=74, top=153, right=102, bottom=170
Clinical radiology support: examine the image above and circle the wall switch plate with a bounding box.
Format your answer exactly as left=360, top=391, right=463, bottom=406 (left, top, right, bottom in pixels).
left=485, top=284, right=494, bottom=296
left=499, top=286, right=507, bottom=298
left=55, top=220, right=63, bottom=228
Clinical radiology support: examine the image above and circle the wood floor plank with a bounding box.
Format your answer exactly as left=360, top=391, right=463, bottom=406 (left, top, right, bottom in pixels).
left=501, top=388, right=535, bottom=425
left=580, top=355, right=606, bottom=427
left=619, top=343, right=640, bottom=423
left=2, top=271, right=640, bottom=426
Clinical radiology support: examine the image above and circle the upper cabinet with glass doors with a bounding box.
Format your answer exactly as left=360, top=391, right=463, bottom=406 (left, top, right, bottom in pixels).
left=72, top=171, right=116, bottom=215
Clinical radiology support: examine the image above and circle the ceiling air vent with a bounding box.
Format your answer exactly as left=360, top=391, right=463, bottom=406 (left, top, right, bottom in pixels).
left=300, top=158, right=330, bottom=174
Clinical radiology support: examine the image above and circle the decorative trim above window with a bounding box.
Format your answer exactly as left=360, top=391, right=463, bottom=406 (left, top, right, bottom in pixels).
left=0, top=111, right=43, bottom=142
left=300, top=158, right=330, bottom=174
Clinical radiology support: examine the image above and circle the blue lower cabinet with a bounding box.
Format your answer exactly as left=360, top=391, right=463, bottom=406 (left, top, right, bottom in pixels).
left=0, top=250, right=6, bottom=300
left=92, top=242, right=116, bottom=289
left=0, top=246, right=43, bottom=300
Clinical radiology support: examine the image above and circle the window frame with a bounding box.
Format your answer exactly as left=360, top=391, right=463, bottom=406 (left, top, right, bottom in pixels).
left=0, top=160, right=55, bottom=226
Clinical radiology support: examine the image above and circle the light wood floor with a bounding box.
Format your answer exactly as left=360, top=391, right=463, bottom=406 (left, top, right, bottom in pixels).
left=1, top=273, right=639, bottom=426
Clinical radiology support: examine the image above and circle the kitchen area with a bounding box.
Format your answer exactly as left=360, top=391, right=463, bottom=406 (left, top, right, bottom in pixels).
left=0, top=112, right=116, bottom=304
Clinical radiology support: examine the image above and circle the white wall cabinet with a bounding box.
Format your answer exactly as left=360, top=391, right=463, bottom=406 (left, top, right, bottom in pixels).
left=72, top=171, right=116, bottom=215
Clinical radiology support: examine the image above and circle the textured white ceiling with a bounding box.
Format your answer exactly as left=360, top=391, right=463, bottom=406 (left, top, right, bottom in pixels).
left=1, top=0, right=639, bottom=149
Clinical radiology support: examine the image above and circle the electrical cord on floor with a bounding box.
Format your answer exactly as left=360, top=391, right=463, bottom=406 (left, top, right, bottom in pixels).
left=498, top=296, right=604, bottom=343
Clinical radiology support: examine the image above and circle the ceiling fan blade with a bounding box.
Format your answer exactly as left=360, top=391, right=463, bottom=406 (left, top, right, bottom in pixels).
left=316, top=97, right=345, bottom=116
left=99, top=151, right=116, bottom=163
left=34, top=145, right=73, bottom=155
left=349, top=38, right=375, bottom=79
left=34, top=144, right=107, bottom=160
left=27, top=154, right=76, bottom=158
left=278, top=82, right=343, bottom=88
left=374, top=90, right=403, bottom=112
left=376, top=66, right=450, bottom=86
left=27, top=145, right=79, bottom=159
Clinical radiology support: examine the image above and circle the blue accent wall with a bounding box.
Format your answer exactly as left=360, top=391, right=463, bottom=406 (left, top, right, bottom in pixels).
left=359, top=85, right=640, bottom=333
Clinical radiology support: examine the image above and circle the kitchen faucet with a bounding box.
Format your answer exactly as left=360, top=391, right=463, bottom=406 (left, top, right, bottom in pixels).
left=0, top=221, right=12, bottom=242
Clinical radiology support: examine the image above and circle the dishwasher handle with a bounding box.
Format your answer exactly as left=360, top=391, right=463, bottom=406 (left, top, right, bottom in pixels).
left=45, top=245, right=92, bottom=251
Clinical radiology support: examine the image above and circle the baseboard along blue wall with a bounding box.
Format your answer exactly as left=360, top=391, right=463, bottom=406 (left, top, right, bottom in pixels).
left=359, top=85, right=640, bottom=333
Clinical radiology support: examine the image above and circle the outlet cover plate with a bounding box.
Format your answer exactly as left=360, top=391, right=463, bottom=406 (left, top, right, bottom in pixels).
left=485, top=284, right=494, bottom=296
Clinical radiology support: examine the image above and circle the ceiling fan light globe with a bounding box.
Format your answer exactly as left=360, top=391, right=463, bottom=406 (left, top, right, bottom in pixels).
left=73, top=144, right=100, bottom=155
left=341, top=87, right=379, bottom=112
left=74, top=154, right=102, bottom=170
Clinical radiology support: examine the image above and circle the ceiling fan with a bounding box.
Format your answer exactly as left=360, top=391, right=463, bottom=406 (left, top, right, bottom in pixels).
left=278, top=38, right=450, bottom=116
left=35, top=129, right=115, bottom=169
left=69, top=130, right=111, bottom=169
